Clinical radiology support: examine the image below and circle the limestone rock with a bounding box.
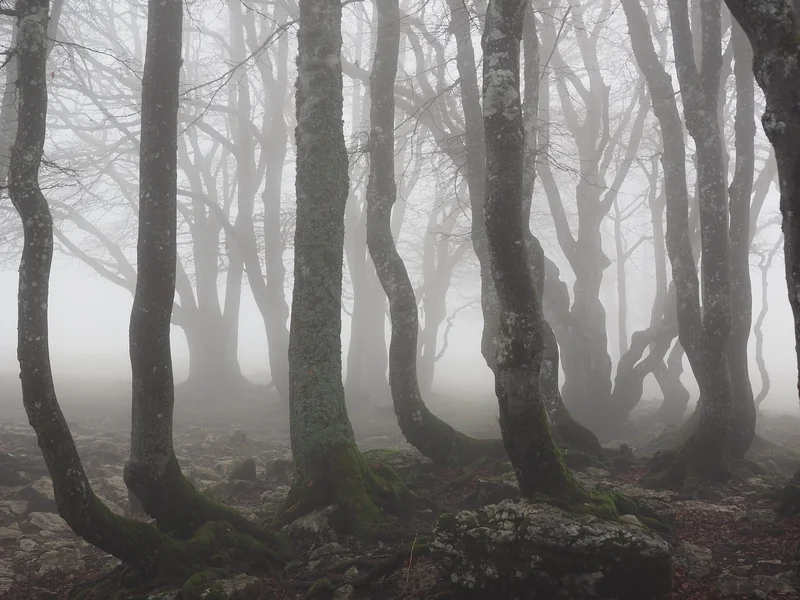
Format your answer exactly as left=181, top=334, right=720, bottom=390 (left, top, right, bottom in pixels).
left=37, top=548, right=83, bottom=575
left=716, top=571, right=797, bottom=597
left=215, top=574, right=263, bottom=599
left=284, top=505, right=335, bottom=544
left=474, top=476, right=520, bottom=506
left=673, top=542, right=713, bottom=579
left=334, top=583, right=355, bottom=600
left=0, top=526, right=22, bottom=541
left=29, top=512, right=69, bottom=533
left=431, top=499, right=672, bottom=599
left=14, top=477, right=56, bottom=513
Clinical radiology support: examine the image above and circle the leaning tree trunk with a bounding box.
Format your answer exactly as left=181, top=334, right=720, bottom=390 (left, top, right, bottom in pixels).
left=275, top=0, right=409, bottom=534
left=365, top=0, right=503, bottom=466
left=8, top=0, right=202, bottom=576
left=482, top=0, right=582, bottom=500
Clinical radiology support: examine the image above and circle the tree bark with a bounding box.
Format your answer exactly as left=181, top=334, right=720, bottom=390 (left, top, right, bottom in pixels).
left=621, top=0, right=732, bottom=486
left=754, top=236, right=782, bottom=409
left=365, top=0, right=503, bottom=465
left=726, top=20, right=756, bottom=459
left=277, top=0, right=408, bottom=533
left=483, top=0, right=581, bottom=500
left=8, top=0, right=198, bottom=575
left=723, top=0, right=800, bottom=415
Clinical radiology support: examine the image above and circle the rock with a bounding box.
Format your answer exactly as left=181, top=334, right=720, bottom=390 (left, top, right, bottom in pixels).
left=215, top=574, right=263, bottom=599
left=0, top=578, right=12, bottom=595
left=672, top=542, right=713, bottom=579
left=284, top=505, right=336, bottom=544
left=0, top=500, right=29, bottom=517
left=227, top=429, right=249, bottom=447
left=334, top=584, right=355, bottom=600
left=37, top=548, right=83, bottom=575
left=29, top=512, right=69, bottom=533
left=0, top=526, right=22, bottom=542
left=474, top=476, right=521, bottom=506
left=19, top=538, right=37, bottom=552
left=432, top=499, right=672, bottom=599
left=0, top=560, right=14, bottom=578
left=14, top=477, right=56, bottom=512
left=229, top=458, right=257, bottom=482
left=260, top=486, right=290, bottom=506
left=716, top=571, right=797, bottom=596
left=263, top=457, right=293, bottom=483
left=310, top=541, right=345, bottom=560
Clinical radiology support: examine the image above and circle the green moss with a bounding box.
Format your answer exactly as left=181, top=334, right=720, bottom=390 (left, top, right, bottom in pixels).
left=305, top=578, right=335, bottom=599
left=275, top=440, right=412, bottom=537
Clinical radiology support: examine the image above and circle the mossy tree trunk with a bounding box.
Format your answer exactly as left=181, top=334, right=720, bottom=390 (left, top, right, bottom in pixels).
left=482, top=0, right=582, bottom=501
left=621, top=0, right=734, bottom=487
left=365, top=0, right=503, bottom=466
left=6, top=0, right=211, bottom=576
left=277, top=0, right=408, bottom=534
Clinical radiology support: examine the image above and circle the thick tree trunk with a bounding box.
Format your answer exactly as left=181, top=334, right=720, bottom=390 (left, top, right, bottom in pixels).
left=483, top=0, right=581, bottom=500
left=8, top=0, right=194, bottom=575
left=277, top=0, right=408, bottom=533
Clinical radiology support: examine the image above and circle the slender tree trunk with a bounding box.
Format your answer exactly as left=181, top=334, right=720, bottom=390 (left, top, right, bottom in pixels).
left=754, top=236, right=782, bottom=410
left=365, top=0, right=503, bottom=465
left=8, top=0, right=192, bottom=575
left=483, top=0, right=581, bottom=500
left=614, top=198, right=629, bottom=356
left=723, top=0, right=800, bottom=418
left=276, top=0, right=409, bottom=533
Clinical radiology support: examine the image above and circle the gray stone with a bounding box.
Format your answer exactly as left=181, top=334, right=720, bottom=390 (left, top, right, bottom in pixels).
left=334, top=584, right=355, bottom=600
left=0, top=500, right=29, bottom=517
left=0, top=526, right=22, bottom=541
left=310, top=542, right=345, bottom=560
left=716, top=572, right=797, bottom=597
left=29, top=512, right=69, bottom=533
left=672, top=542, right=713, bottom=579
left=37, top=548, right=83, bottom=575
left=432, top=499, right=672, bottom=599
left=284, top=505, right=335, bottom=543
left=474, top=476, right=520, bottom=506
left=14, top=477, right=56, bottom=513
left=19, top=538, right=37, bottom=552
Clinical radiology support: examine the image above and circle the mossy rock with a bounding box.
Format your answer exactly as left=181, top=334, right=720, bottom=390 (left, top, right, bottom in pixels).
left=431, top=499, right=672, bottom=599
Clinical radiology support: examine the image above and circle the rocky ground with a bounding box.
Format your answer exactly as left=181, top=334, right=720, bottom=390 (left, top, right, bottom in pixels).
left=0, top=390, right=799, bottom=599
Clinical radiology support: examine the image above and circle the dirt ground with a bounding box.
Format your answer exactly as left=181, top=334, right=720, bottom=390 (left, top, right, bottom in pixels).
left=1, top=380, right=799, bottom=599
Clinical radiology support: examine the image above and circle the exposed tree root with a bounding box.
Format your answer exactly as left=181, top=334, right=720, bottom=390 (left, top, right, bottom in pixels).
left=273, top=441, right=412, bottom=536
left=643, top=432, right=732, bottom=494
left=67, top=520, right=289, bottom=600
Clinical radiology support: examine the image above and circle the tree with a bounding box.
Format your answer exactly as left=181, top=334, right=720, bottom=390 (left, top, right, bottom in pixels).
left=365, top=0, right=504, bottom=465
left=621, top=0, right=739, bottom=487
left=723, top=0, right=800, bottom=415
left=275, top=0, right=408, bottom=533
left=7, top=0, right=286, bottom=586
left=482, top=0, right=582, bottom=499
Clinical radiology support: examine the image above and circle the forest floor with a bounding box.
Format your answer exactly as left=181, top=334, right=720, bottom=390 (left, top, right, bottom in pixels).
left=0, top=383, right=799, bottom=599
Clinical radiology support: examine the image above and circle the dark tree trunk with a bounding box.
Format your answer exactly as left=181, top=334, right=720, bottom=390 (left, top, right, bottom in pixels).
left=276, top=0, right=409, bottom=533
left=8, top=0, right=196, bottom=574
left=483, top=0, right=581, bottom=500
left=365, top=0, right=502, bottom=465
left=724, top=0, right=800, bottom=418
left=726, top=21, right=757, bottom=459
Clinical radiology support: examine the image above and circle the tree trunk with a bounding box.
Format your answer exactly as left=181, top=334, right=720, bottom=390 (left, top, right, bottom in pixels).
left=723, top=0, right=800, bottom=417
left=622, top=0, right=732, bottom=487
left=365, top=0, right=503, bottom=466
left=653, top=341, right=692, bottom=424
left=277, top=0, right=409, bottom=533
left=8, top=0, right=196, bottom=575
left=754, top=236, right=782, bottom=409
left=483, top=0, right=581, bottom=500
left=726, top=21, right=756, bottom=459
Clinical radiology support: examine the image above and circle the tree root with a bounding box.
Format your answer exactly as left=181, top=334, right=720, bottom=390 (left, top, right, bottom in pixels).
left=643, top=432, right=731, bottom=494
left=68, top=520, right=289, bottom=600
left=274, top=442, right=413, bottom=537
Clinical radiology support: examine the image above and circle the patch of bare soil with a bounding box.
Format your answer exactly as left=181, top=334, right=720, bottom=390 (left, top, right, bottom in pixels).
left=0, top=390, right=798, bottom=599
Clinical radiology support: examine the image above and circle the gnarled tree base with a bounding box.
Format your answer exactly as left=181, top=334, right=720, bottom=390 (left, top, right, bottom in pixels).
left=68, top=519, right=288, bottom=600
left=551, top=414, right=609, bottom=469
left=273, top=441, right=412, bottom=536
left=644, top=432, right=731, bottom=493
